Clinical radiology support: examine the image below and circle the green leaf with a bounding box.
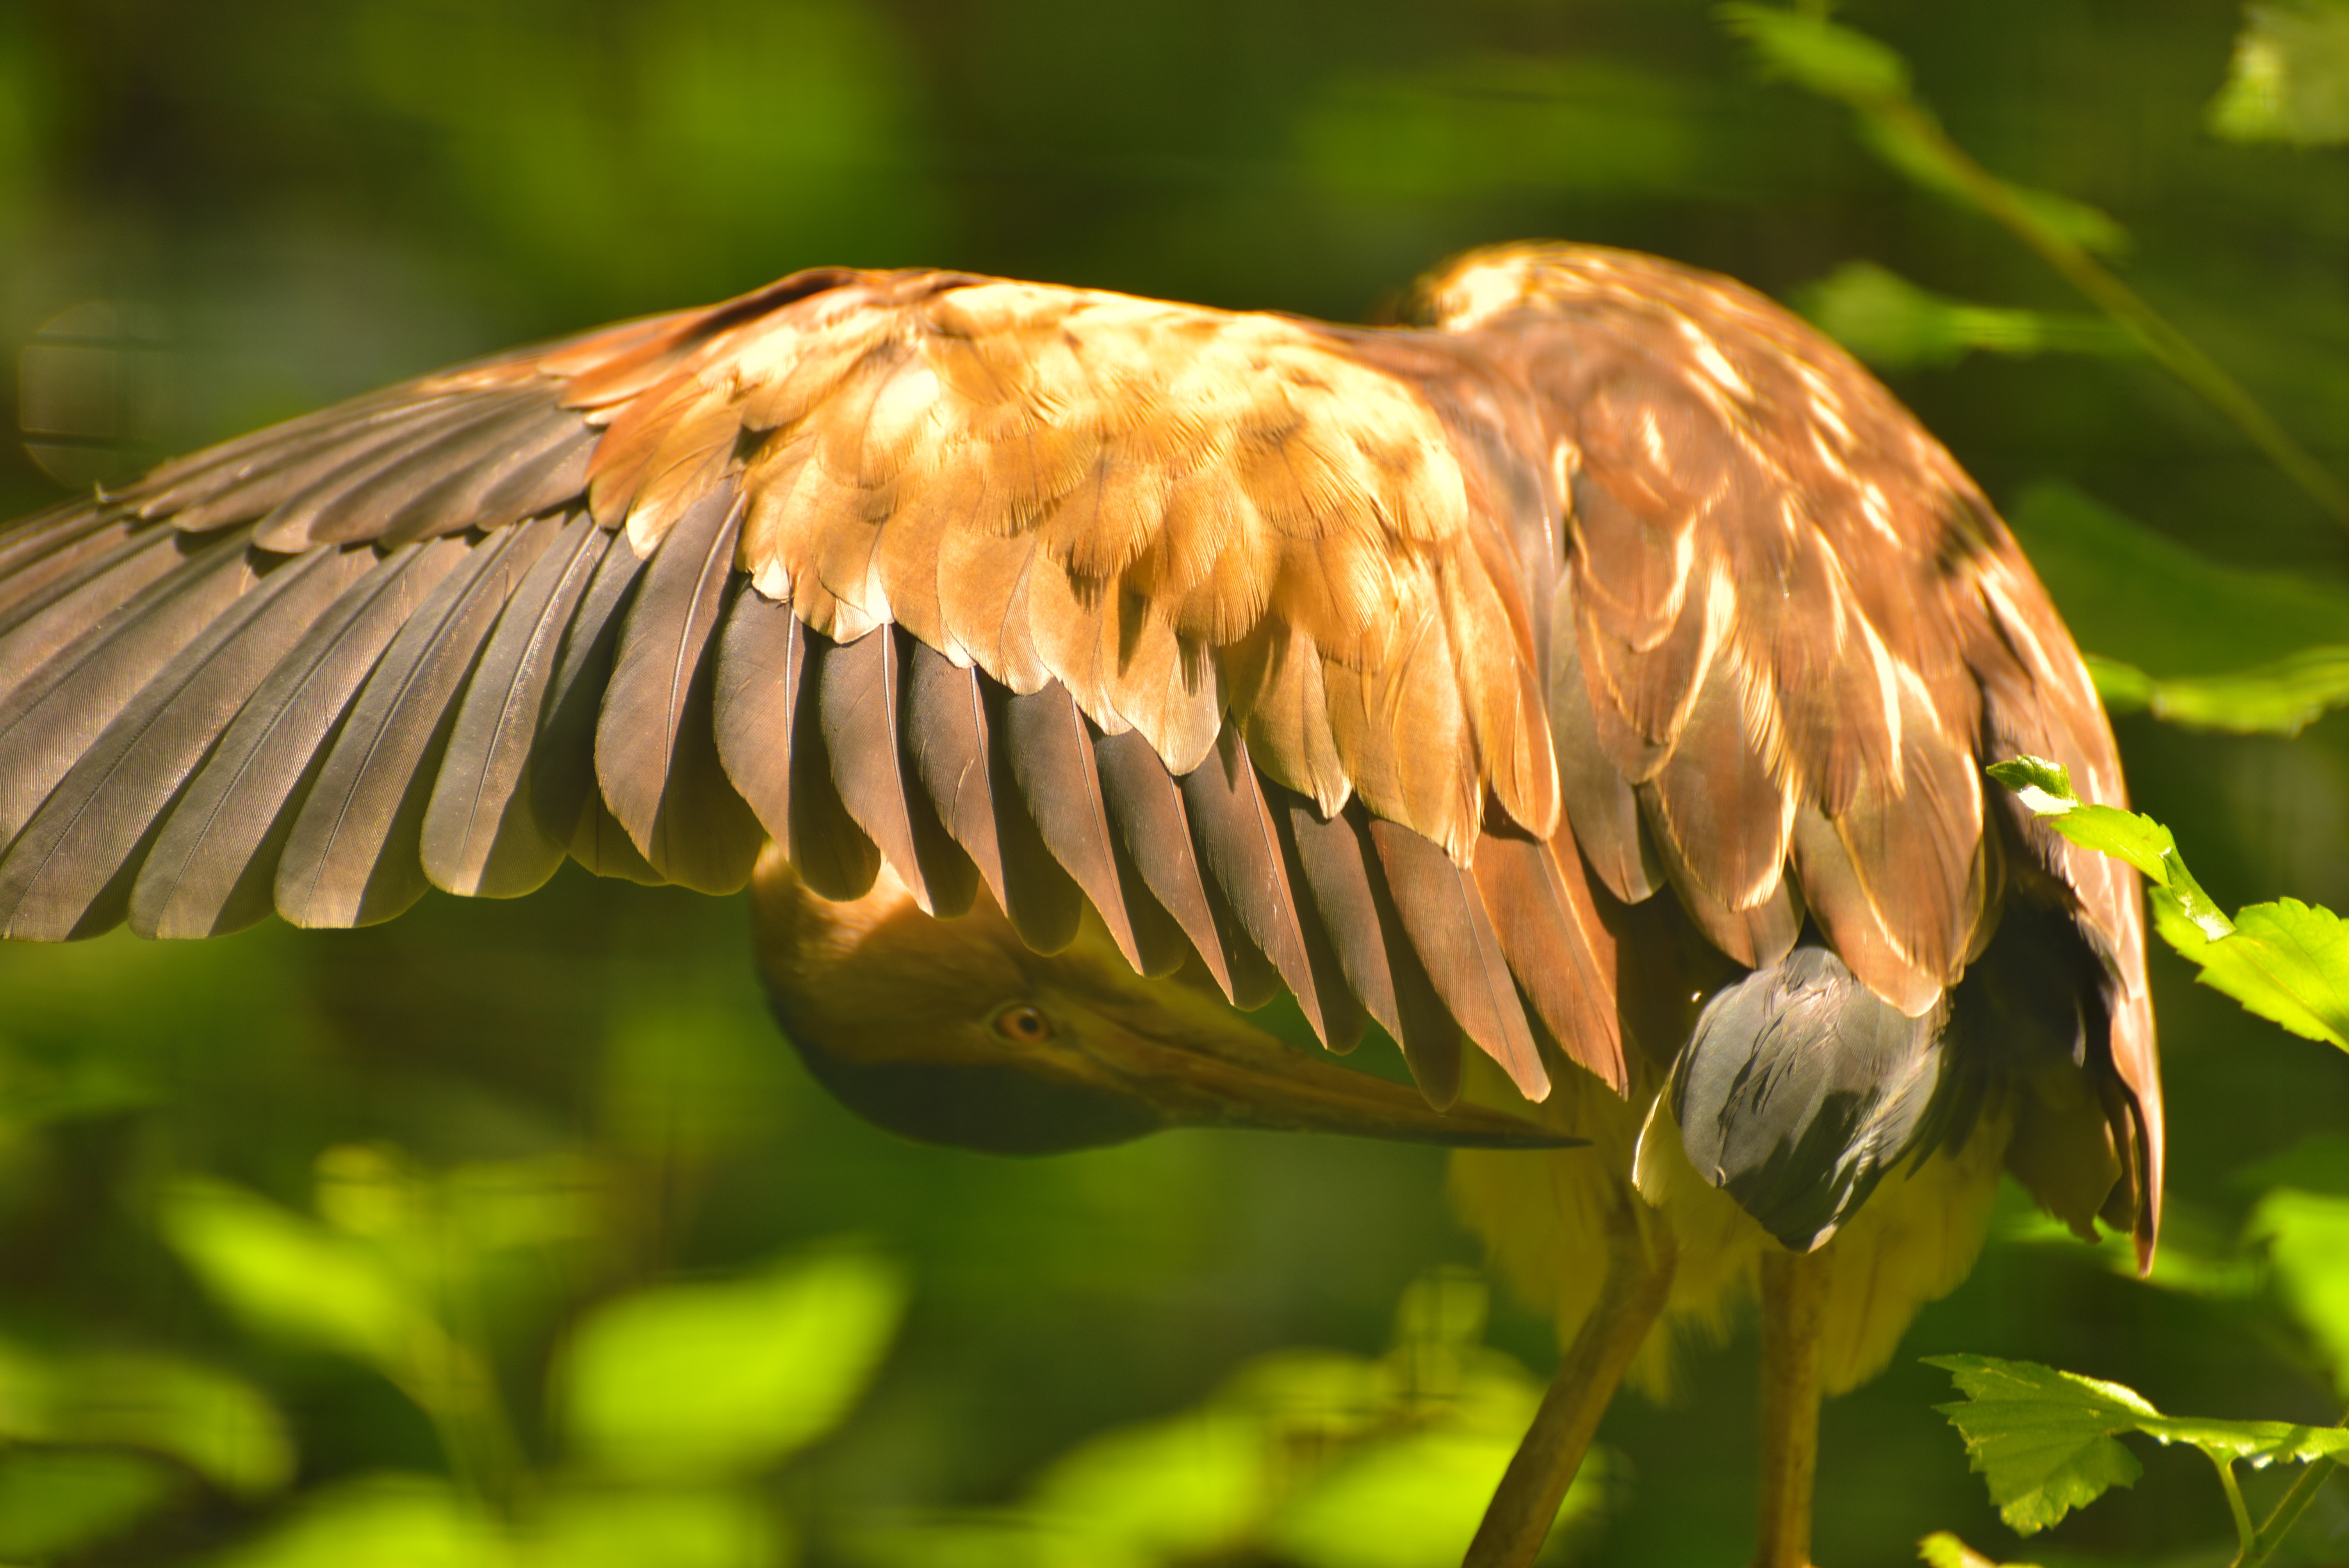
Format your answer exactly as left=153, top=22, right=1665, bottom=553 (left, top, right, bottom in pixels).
left=2006, top=482, right=2349, bottom=680
left=1718, top=8, right=2126, bottom=255
left=1916, top=1532, right=2044, bottom=1568
left=1930, top=1354, right=2349, bottom=1536
left=558, top=1243, right=907, bottom=1481
left=2210, top=0, right=2349, bottom=146
left=2091, top=647, right=2349, bottom=735
left=156, top=1178, right=422, bottom=1368
left=1990, top=757, right=2349, bottom=1051
left=1269, top=1432, right=1609, bottom=1568
left=524, top=1485, right=781, bottom=1568
left=1925, top=1354, right=2149, bottom=1534
left=213, top=1475, right=513, bottom=1568
left=0, top=1449, right=176, bottom=1561
left=2086, top=649, right=2349, bottom=736
left=1026, top=1409, right=1269, bottom=1563
left=1984, top=758, right=2233, bottom=937
left=0, top=1339, right=294, bottom=1496
left=2154, top=894, right=2349, bottom=1050
left=2252, top=1186, right=2349, bottom=1392
left=1717, top=4, right=1910, bottom=101
left=1795, top=261, right=2132, bottom=372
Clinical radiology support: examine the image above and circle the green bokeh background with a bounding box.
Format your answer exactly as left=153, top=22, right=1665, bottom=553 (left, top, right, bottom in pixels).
left=5, top=1, right=2349, bottom=1563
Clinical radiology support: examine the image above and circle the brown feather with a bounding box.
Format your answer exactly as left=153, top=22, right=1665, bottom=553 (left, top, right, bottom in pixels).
left=710, top=576, right=809, bottom=846
left=131, top=537, right=474, bottom=938
left=899, top=641, right=1009, bottom=906
left=780, top=630, right=882, bottom=903
left=1176, top=725, right=1341, bottom=1045
left=376, top=410, right=595, bottom=544
left=595, top=485, right=765, bottom=893
left=278, top=520, right=564, bottom=929
left=0, top=532, right=265, bottom=852
left=0, top=545, right=376, bottom=939
left=1278, top=795, right=1403, bottom=1047
left=1093, top=726, right=1237, bottom=995
left=422, top=513, right=614, bottom=897
left=0, top=528, right=217, bottom=715
left=817, top=626, right=980, bottom=918
left=291, top=393, right=564, bottom=548
left=139, top=396, right=474, bottom=531
left=977, top=675, right=1083, bottom=952
left=999, top=682, right=1148, bottom=972
left=1367, top=816, right=1545, bottom=1101
left=0, top=504, right=129, bottom=613
left=1471, top=829, right=1625, bottom=1092
left=1547, top=578, right=1658, bottom=903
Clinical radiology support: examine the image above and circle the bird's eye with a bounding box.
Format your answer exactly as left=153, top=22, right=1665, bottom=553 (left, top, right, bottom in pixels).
left=992, top=1004, right=1054, bottom=1044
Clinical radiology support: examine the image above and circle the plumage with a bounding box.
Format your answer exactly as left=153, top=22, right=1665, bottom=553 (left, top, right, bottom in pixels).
left=0, top=503, right=128, bottom=610
left=128, top=536, right=473, bottom=938
left=1283, top=799, right=1463, bottom=1103
left=816, top=625, right=980, bottom=918
left=999, top=682, right=1153, bottom=972
left=0, top=526, right=188, bottom=707
left=897, top=638, right=1009, bottom=905
left=1470, top=829, right=1624, bottom=1092
left=773, top=627, right=882, bottom=904
left=1660, top=944, right=1948, bottom=1252
left=0, top=241, right=2164, bottom=1568
left=1093, top=725, right=1238, bottom=998
left=1176, top=727, right=1347, bottom=1047
left=594, top=483, right=765, bottom=894
left=256, top=390, right=553, bottom=551
left=1369, top=816, right=1546, bottom=1101
left=0, top=545, right=375, bottom=939
left=0, top=529, right=262, bottom=846
left=421, top=511, right=613, bottom=897
left=277, top=518, right=563, bottom=928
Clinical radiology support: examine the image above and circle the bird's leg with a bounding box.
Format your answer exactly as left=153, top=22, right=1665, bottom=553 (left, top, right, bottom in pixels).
left=1755, top=1245, right=1831, bottom=1568
left=1463, top=1198, right=1676, bottom=1568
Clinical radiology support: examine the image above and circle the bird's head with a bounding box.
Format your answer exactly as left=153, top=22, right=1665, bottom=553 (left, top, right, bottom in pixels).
left=749, top=845, right=1571, bottom=1155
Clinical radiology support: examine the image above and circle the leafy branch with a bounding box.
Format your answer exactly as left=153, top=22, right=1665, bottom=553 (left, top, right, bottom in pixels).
left=1720, top=4, right=2349, bottom=534
left=1929, top=1354, right=2346, bottom=1566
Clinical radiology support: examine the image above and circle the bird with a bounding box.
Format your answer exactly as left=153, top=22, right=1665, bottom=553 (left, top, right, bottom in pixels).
left=0, top=242, right=2158, bottom=1567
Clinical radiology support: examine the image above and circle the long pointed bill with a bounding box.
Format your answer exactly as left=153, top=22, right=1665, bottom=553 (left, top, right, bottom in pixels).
left=1073, top=989, right=1581, bottom=1149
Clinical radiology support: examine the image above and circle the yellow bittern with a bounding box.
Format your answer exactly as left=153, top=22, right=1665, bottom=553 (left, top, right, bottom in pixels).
left=0, top=244, right=2157, bottom=1567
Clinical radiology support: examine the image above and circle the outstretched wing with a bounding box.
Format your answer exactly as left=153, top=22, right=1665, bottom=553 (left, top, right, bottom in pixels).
left=0, top=265, right=1622, bottom=1108
left=1420, top=244, right=2158, bottom=1256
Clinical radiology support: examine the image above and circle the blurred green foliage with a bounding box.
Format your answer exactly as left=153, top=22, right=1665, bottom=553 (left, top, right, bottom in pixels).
left=2211, top=2, right=2349, bottom=147
left=853, top=1270, right=1610, bottom=1568
left=10, top=0, right=2349, bottom=1564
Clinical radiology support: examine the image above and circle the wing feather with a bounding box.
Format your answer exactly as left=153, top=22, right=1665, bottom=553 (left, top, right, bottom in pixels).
left=1093, top=726, right=1237, bottom=996
left=898, top=640, right=1009, bottom=906
left=1470, top=829, right=1624, bottom=1091
left=593, top=485, right=765, bottom=893
left=817, top=625, right=981, bottom=918
left=130, top=536, right=474, bottom=937
left=0, top=545, right=376, bottom=939
left=277, top=518, right=565, bottom=928
left=0, top=531, right=264, bottom=849
left=1367, top=816, right=1545, bottom=1100
left=421, top=511, right=613, bottom=897
left=0, top=527, right=189, bottom=708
